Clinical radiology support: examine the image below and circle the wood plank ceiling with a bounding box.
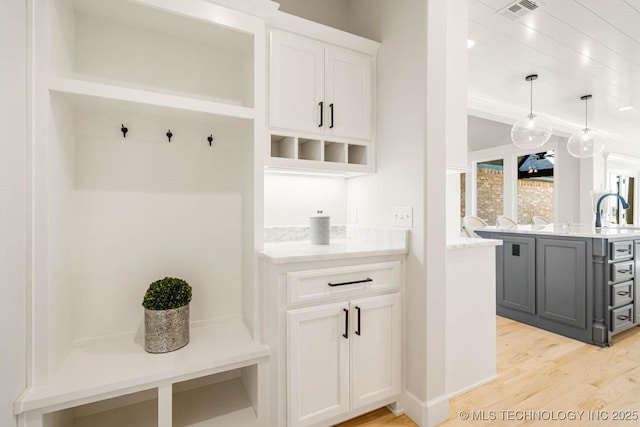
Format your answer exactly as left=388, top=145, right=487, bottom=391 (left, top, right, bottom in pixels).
left=468, top=0, right=640, bottom=146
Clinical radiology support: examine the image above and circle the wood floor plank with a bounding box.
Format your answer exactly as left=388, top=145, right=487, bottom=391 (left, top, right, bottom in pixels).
left=336, top=316, right=640, bottom=427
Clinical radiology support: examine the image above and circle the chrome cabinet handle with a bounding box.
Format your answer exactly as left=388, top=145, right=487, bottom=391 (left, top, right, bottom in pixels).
left=617, top=269, right=632, bottom=274
left=617, top=290, right=631, bottom=296
left=617, top=314, right=631, bottom=321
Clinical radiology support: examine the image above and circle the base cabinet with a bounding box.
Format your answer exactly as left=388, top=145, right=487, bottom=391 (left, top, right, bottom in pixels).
left=287, top=293, right=401, bottom=427
left=287, top=302, right=349, bottom=427
left=498, top=236, right=536, bottom=315
left=537, top=238, right=587, bottom=329
left=479, top=229, right=640, bottom=346
left=262, top=257, right=404, bottom=427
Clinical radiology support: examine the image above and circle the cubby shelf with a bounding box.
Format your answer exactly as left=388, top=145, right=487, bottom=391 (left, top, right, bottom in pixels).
left=267, top=133, right=373, bottom=175
left=15, top=320, right=269, bottom=415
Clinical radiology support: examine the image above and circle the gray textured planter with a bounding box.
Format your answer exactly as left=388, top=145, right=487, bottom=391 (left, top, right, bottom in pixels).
left=144, top=304, right=190, bottom=353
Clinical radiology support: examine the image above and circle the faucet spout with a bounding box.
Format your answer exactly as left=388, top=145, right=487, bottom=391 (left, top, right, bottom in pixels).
left=595, top=193, right=630, bottom=228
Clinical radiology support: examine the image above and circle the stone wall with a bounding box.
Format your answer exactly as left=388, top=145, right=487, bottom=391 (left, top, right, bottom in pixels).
left=469, top=166, right=554, bottom=225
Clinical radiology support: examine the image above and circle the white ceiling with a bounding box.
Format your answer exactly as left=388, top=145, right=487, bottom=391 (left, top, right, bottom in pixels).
left=468, top=0, right=640, bottom=147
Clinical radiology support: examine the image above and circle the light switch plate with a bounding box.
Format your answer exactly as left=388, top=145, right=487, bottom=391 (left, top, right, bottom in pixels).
left=392, top=207, right=413, bottom=227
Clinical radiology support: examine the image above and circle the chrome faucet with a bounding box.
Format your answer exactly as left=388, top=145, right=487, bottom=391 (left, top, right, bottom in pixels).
left=595, top=193, right=630, bottom=228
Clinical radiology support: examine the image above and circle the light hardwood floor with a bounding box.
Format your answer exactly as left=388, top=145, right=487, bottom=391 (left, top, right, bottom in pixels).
left=337, top=316, right=640, bottom=426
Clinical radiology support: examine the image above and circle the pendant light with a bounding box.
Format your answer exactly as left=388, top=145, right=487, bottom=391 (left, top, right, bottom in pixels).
left=567, top=95, right=605, bottom=158
left=511, top=74, right=552, bottom=149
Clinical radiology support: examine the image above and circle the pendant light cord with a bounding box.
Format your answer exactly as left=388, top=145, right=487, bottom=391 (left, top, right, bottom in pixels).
left=530, top=78, right=533, bottom=116
left=584, top=97, right=588, bottom=129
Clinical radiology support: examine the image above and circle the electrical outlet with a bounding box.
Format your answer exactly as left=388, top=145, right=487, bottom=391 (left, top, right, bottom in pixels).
left=392, top=207, right=413, bottom=227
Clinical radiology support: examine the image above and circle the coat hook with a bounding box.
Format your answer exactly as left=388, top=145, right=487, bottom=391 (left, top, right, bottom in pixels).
left=121, top=124, right=128, bottom=138
left=166, top=129, right=173, bottom=142
left=207, top=134, right=213, bottom=146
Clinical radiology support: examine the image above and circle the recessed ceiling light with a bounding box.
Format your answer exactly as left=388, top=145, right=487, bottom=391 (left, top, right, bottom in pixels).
left=467, top=39, right=476, bottom=49
left=618, top=105, right=635, bottom=112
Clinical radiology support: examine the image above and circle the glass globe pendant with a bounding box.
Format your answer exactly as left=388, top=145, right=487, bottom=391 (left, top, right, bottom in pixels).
left=511, top=74, right=552, bottom=149
left=567, top=95, right=605, bottom=158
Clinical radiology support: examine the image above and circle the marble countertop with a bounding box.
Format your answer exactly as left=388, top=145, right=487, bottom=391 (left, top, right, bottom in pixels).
left=447, top=237, right=503, bottom=249
left=260, top=225, right=409, bottom=264
left=477, top=224, right=640, bottom=239
left=260, top=239, right=408, bottom=264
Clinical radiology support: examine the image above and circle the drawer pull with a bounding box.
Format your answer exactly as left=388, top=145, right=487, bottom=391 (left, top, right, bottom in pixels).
left=617, top=269, right=632, bottom=274
left=355, top=306, right=361, bottom=336
left=343, top=308, right=349, bottom=339
left=616, top=314, right=631, bottom=322
left=616, top=248, right=630, bottom=253
left=617, top=290, right=631, bottom=296
left=328, top=278, right=373, bottom=287
left=318, top=101, right=324, bottom=127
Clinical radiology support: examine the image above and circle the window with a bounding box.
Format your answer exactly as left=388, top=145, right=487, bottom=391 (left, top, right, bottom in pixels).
left=608, top=174, right=635, bottom=225
left=516, top=151, right=554, bottom=224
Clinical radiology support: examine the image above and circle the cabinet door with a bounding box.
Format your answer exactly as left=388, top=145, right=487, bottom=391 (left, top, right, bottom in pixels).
left=270, top=31, right=325, bottom=134
left=287, top=302, right=349, bottom=427
left=325, top=46, right=373, bottom=140
left=537, top=238, right=587, bottom=329
left=349, top=293, right=401, bottom=410
left=497, top=236, right=536, bottom=315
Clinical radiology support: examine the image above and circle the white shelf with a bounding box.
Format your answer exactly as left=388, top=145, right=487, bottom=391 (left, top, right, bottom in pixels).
left=15, top=320, right=269, bottom=415
left=49, top=77, right=255, bottom=120
left=173, top=377, right=258, bottom=427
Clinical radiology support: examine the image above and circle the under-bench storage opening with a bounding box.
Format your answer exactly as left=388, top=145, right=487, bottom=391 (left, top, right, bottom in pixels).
left=42, top=389, right=158, bottom=427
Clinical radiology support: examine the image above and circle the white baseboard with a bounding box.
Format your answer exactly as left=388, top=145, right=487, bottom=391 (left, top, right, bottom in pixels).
left=401, top=390, right=449, bottom=427
left=447, top=374, right=498, bottom=400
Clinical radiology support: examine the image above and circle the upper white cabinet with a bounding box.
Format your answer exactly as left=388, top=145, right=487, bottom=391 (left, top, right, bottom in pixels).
left=270, top=30, right=373, bottom=140
left=270, top=31, right=326, bottom=134
left=267, top=27, right=379, bottom=174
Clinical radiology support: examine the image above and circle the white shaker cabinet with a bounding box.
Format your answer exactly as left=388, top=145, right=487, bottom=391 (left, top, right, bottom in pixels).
left=287, top=302, right=350, bottom=427
left=262, top=255, right=404, bottom=427
left=349, top=293, right=402, bottom=410
left=270, top=30, right=373, bottom=140
left=287, top=293, right=401, bottom=427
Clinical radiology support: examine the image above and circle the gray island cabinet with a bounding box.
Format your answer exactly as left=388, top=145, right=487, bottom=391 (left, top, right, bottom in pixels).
left=476, top=225, right=640, bottom=346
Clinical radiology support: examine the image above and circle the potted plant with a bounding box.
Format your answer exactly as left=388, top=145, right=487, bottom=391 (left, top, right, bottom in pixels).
left=142, top=276, right=192, bottom=353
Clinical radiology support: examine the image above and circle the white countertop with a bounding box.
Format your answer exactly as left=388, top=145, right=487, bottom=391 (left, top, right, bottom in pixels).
left=260, top=239, right=408, bottom=264
left=447, top=237, right=503, bottom=249
left=477, top=224, right=640, bottom=239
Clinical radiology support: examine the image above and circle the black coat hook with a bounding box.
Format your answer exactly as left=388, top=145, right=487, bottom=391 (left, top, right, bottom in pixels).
left=166, top=129, right=173, bottom=142
left=121, top=124, right=128, bottom=138
left=207, top=134, right=213, bottom=146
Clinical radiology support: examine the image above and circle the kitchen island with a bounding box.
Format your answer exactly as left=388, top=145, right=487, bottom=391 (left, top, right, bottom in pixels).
left=476, top=224, right=640, bottom=346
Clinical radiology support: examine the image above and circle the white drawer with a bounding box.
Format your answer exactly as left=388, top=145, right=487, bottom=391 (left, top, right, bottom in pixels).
left=287, top=261, right=401, bottom=305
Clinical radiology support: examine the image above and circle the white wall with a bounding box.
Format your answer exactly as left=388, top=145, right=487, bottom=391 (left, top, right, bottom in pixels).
left=69, top=104, right=252, bottom=343
left=345, top=0, right=428, bottom=402
left=0, top=1, right=27, bottom=425
left=263, top=174, right=347, bottom=226
left=347, top=1, right=451, bottom=425
left=276, top=0, right=350, bottom=32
